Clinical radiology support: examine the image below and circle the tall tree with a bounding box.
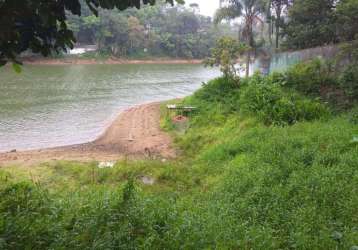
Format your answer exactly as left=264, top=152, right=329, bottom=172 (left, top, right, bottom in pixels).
left=266, top=0, right=291, bottom=49
left=336, top=0, right=358, bottom=42
left=283, top=0, right=337, bottom=49
left=215, top=0, right=265, bottom=76
left=0, top=0, right=182, bottom=65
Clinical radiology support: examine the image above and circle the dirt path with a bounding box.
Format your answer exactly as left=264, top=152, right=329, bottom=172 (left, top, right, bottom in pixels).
left=0, top=102, right=175, bottom=166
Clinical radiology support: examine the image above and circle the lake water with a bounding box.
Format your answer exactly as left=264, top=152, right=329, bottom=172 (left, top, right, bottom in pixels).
left=0, top=64, right=220, bottom=152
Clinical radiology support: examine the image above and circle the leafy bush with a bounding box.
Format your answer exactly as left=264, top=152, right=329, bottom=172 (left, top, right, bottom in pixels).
left=192, top=77, right=241, bottom=114
left=239, top=79, right=329, bottom=125
left=285, top=59, right=337, bottom=96
left=194, top=77, right=239, bottom=102
left=205, top=37, right=247, bottom=77
left=348, top=106, right=358, bottom=124
left=339, top=64, right=358, bottom=102
left=0, top=183, right=55, bottom=249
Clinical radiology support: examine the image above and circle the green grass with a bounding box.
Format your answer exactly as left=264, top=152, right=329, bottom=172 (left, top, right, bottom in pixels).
left=1, top=73, right=358, bottom=249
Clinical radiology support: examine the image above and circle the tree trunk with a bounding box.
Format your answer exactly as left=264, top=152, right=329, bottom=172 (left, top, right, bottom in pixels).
left=268, top=18, right=273, bottom=46
left=246, top=17, right=254, bottom=78
left=246, top=51, right=250, bottom=77
left=275, top=19, right=280, bottom=49
left=275, top=7, right=282, bottom=49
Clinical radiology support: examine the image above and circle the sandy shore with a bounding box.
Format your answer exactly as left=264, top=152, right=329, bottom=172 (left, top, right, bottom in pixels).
left=0, top=102, right=175, bottom=166
left=23, top=58, right=203, bottom=65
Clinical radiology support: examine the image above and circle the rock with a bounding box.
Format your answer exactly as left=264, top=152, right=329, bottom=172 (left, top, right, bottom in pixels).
left=9, top=149, right=17, bottom=153
left=140, top=176, right=155, bottom=185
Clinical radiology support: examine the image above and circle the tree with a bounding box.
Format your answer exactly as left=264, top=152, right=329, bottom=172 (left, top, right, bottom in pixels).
left=336, top=0, right=358, bottom=42
left=214, top=0, right=265, bottom=77
left=128, top=16, right=145, bottom=53
left=97, top=10, right=130, bottom=56
left=283, top=0, right=337, bottom=49
left=205, top=37, right=248, bottom=78
left=266, top=0, right=292, bottom=49
left=0, top=0, right=182, bottom=65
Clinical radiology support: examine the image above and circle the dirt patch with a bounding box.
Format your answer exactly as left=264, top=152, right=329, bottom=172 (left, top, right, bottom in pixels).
left=0, top=102, right=175, bottom=166
left=172, top=115, right=188, bottom=123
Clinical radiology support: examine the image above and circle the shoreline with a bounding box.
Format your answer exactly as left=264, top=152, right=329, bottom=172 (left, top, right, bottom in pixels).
left=22, top=57, right=203, bottom=65
left=0, top=102, right=176, bottom=166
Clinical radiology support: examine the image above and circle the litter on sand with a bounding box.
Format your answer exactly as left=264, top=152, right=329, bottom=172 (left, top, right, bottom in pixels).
left=98, top=161, right=115, bottom=169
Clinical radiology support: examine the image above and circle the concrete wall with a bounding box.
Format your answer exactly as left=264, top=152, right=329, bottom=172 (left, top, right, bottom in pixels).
left=255, top=44, right=341, bottom=74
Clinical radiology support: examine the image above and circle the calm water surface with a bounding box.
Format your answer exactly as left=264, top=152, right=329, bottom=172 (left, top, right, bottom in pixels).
left=0, top=64, right=220, bottom=152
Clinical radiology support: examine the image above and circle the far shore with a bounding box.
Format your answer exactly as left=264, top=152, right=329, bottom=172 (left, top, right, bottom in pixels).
left=22, top=57, right=203, bottom=65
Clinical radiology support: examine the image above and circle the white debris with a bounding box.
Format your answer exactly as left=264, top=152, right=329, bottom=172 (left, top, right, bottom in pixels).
left=98, top=161, right=115, bottom=169
left=167, top=104, right=177, bottom=109
left=140, top=176, right=155, bottom=185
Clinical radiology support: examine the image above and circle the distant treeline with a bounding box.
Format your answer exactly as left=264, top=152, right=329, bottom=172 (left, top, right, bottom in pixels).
left=67, top=2, right=236, bottom=59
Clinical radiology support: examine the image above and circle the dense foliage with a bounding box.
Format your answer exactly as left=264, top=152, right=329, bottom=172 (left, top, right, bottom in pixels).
left=0, top=0, right=182, bottom=65
left=205, top=37, right=247, bottom=77
left=1, top=0, right=358, bottom=65
left=1, top=62, right=357, bottom=249
left=284, top=59, right=358, bottom=109
left=283, top=0, right=358, bottom=49
left=67, top=3, right=236, bottom=59
left=238, top=74, right=329, bottom=125
left=283, top=0, right=337, bottom=49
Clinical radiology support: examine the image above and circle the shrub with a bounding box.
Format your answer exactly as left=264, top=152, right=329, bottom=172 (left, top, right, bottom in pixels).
left=348, top=106, right=358, bottom=124
left=285, top=59, right=337, bottom=95
left=194, top=77, right=239, bottom=102
left=205, top=37, right=247, bottom=78
left=239, top=79, right=328, bottom=125
left=339, top=64, right=358, bottom=102
left=0, top=183, right=55, bottom=249
left=192, top=77, right=241, bottom=114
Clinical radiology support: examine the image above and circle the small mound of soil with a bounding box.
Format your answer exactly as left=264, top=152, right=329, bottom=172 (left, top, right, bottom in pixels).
left=172, top=115, right=188, bottom=123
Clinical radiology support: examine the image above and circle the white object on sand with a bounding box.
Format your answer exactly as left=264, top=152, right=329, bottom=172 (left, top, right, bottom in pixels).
left=98, top=161, right=115, bottom=169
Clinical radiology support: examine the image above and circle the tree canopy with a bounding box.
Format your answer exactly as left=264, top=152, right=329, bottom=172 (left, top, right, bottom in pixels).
left=283, top=0, right=358, bottom=49
left=65, top=3, right=235, bottom=59
left=0, top=0, right=182, bottom=65
left=215, top=0, right=266, bottom=76
left=205, top=37, right=247, bottom=78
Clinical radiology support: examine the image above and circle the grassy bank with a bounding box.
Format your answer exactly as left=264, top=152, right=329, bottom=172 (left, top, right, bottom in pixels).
left=1, top=60, right=357, bottom=249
